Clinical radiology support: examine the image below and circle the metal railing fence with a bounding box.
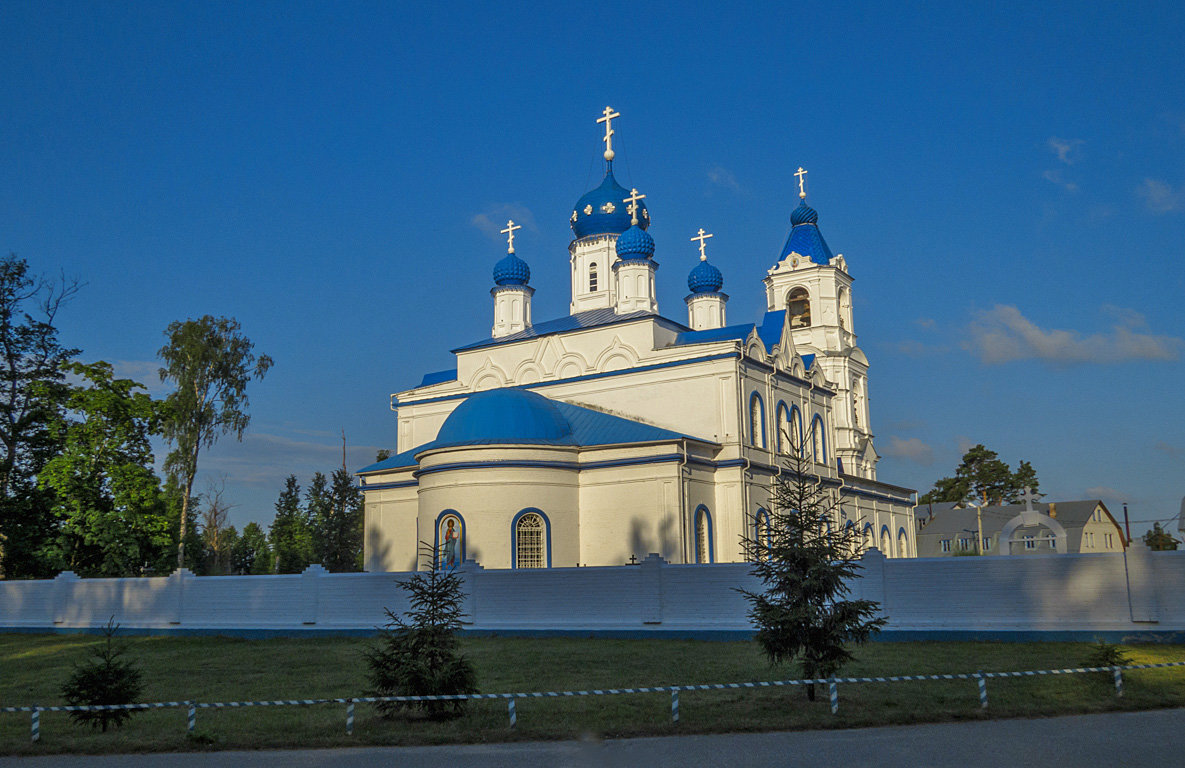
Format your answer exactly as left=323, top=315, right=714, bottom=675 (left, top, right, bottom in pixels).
left=5, top=660, right=1184, bottom=743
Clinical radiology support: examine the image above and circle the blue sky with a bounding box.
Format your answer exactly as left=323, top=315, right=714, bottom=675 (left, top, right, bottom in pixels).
left=3, top=1, right=1183, bottom=537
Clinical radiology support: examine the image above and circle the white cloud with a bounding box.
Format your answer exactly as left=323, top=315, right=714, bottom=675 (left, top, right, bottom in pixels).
left=881, top=436, right=934, bottom=466
left=470, top=204, right=538, bottom=241
left=1137, top=178, right=1184, bottom=214
left=956, top=436, right=977, bottom=455
left=707, top=164, right=742, bottom=192
left=1042, top=169, right=1078, bottom=192
left=964, top=304, right=1183, bottom=365
left=1084, top=486, right=1127, bottom=505
left=1047, top=137, right=1084, bottom=165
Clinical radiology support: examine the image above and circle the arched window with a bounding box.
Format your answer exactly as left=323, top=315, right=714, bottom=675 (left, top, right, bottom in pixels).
left=776, top=403, right=791, bottom=454
left=789, top=405, right=803, bottom=456
left=694, top=505, right=714, bottom=563
left=838, top=287, right=851, bottom=331
left=787, top=287, right=811, bottom=328
left=897, top=528, right=909, bottom=558
left=749, top=393, right=765, bottom=448
left=589, top=262, right=598, bottom=292
left=512, top=509, right=550, bottom=568
left=863, top=524, right=875, bottom=552
left=754, top=508, right=771, bottom=560
left=880, top=526, right=892, bottom=556
left=434, top=510, right=465, bottom=570
left=811, top=415, right=827, bottom=464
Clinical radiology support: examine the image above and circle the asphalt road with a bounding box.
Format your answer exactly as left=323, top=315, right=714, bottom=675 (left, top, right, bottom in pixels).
left=3, top=708, right=1183, bottom=767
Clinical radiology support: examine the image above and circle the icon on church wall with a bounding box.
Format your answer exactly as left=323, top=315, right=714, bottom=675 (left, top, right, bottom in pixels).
left=439, top=515, right=462, bottom=571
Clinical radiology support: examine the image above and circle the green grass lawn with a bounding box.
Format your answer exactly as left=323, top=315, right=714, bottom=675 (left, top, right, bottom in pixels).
left=2, top=634, right=1184, bottom=755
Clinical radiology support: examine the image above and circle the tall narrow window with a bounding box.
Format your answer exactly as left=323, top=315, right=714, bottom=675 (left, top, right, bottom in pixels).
left=880, top=527, right=891, bottom=556
left=754, top=509, right=770, bottom=561
left=515, top=512, right=545, bottom=568
left=749, top=393, right=765, bottom=448
left=776, top=403, right=790, bottom=454
left=789, top=406, right=803, bottom=455
left=787, top=287, right=811, bottom=327
left=589, top=262, right=598, bottom=292
left=811, top=415, right=826, bottom=464
left=898, top=528, right=909, bottom=558
left=695, top=506, right=712, bottom=563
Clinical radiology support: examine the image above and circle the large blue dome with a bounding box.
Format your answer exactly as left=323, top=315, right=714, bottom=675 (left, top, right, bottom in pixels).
left=493, top=252, right=530, bottom=286
left=778, top=198, right=835, bottom=265
left=433, top=389, right=574, bottom=447
left=571, top=170, right=649, bottom=239
left=688, top=258, right=723, bottom=293
left=616, top=224, right=654, bottom=259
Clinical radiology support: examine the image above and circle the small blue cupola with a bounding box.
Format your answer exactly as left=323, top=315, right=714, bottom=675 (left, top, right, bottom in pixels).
left=688, top=256, right=723, bottom=294
left=493, top=252, right=530, bottom=286
left=616, top=224, right=655, bottom=260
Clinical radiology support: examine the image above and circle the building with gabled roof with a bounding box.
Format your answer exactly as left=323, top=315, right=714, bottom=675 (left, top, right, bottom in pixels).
left=358, top=110, right=915, bottom=572
left=915, top=499, right=1126, bottom=557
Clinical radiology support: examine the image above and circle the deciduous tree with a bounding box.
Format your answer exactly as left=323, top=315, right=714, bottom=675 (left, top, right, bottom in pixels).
left=0, top=256, right=79, bottom=577
left=158, top=316, right=271, bottom=569
left=38, top=362, right=171, bottom=577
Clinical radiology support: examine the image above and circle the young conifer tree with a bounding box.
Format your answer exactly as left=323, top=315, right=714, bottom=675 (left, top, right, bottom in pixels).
left=365, top=543, right=477, bottom=718
left=739, top=423, right=885, bottom=700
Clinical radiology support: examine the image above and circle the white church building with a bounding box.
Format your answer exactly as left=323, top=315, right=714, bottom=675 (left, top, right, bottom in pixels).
left=359, top=109, right=916, bottom=572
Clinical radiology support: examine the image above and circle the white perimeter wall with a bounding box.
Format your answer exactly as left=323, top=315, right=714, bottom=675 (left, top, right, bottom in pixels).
left=2, top=545, right=1183, bottom=636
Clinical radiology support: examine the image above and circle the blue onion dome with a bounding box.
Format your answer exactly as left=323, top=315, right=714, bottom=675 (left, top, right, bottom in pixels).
left=433, top=389, right=574, bottom=447
left=493, top=252, right=530, bottom=286
left=790, top=200, right=818, bottom=226
left=615, top=224, right=655, bottom=259
left=571, top=169, right=650, bottom=239
left=688, top=257, right=724, bottom=293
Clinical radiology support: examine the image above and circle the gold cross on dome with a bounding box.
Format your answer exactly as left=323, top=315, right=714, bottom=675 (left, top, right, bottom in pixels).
left=500, top=220, right=522, bottom=253
left=691, top=228, right=713, bottom=260
left=623, top=187, right=646, bottom=225
left=597, top=106, right=620, bottom=161
left=795, top=167, right=808, bottom=199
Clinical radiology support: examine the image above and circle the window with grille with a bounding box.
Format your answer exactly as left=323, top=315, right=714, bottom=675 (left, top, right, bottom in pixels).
left=516, top=513, right=545, bottom=568
left=589, top=263, right=598, bottom=292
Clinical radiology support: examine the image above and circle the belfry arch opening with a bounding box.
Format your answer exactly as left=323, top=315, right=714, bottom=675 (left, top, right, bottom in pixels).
left=787, top=287, right=811, bottom=328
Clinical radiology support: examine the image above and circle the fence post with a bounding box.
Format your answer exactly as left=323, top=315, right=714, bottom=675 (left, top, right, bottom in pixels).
left=976, top=672, right=988, bottom=709
left=301, top=564, right=328, bottom=625
left=1113, top=667, right=1124, bottom=697
left=31, top=708, right=39, bottom=743
left=829, top=679, right=838, bottom=714
left=187, top=703, right=195, bottom=732
left=346, top=699, right=354, bottom=735
left=51, top=571, right=79, bottom=626
left=508, top=697, right=516, bottom=728
left=671, top=688, right=679, bottom=722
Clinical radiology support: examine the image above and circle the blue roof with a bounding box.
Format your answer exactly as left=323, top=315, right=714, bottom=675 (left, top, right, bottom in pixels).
left=453, top=308, right=683, bottom=352
left=671, top=323, right=752, bottom=346
left=357, top=389, right=705, bottom=474
left=755, top=310, right=785, bottom=351
left=419, top=369, right=458, bottom=387
left=571, top=169, right=650, bottom=239
left=778, top=199, right=835, bottom=265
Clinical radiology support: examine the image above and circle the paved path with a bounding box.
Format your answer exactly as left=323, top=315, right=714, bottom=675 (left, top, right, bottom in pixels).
left=3, top=708, right=1184, bottom=767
